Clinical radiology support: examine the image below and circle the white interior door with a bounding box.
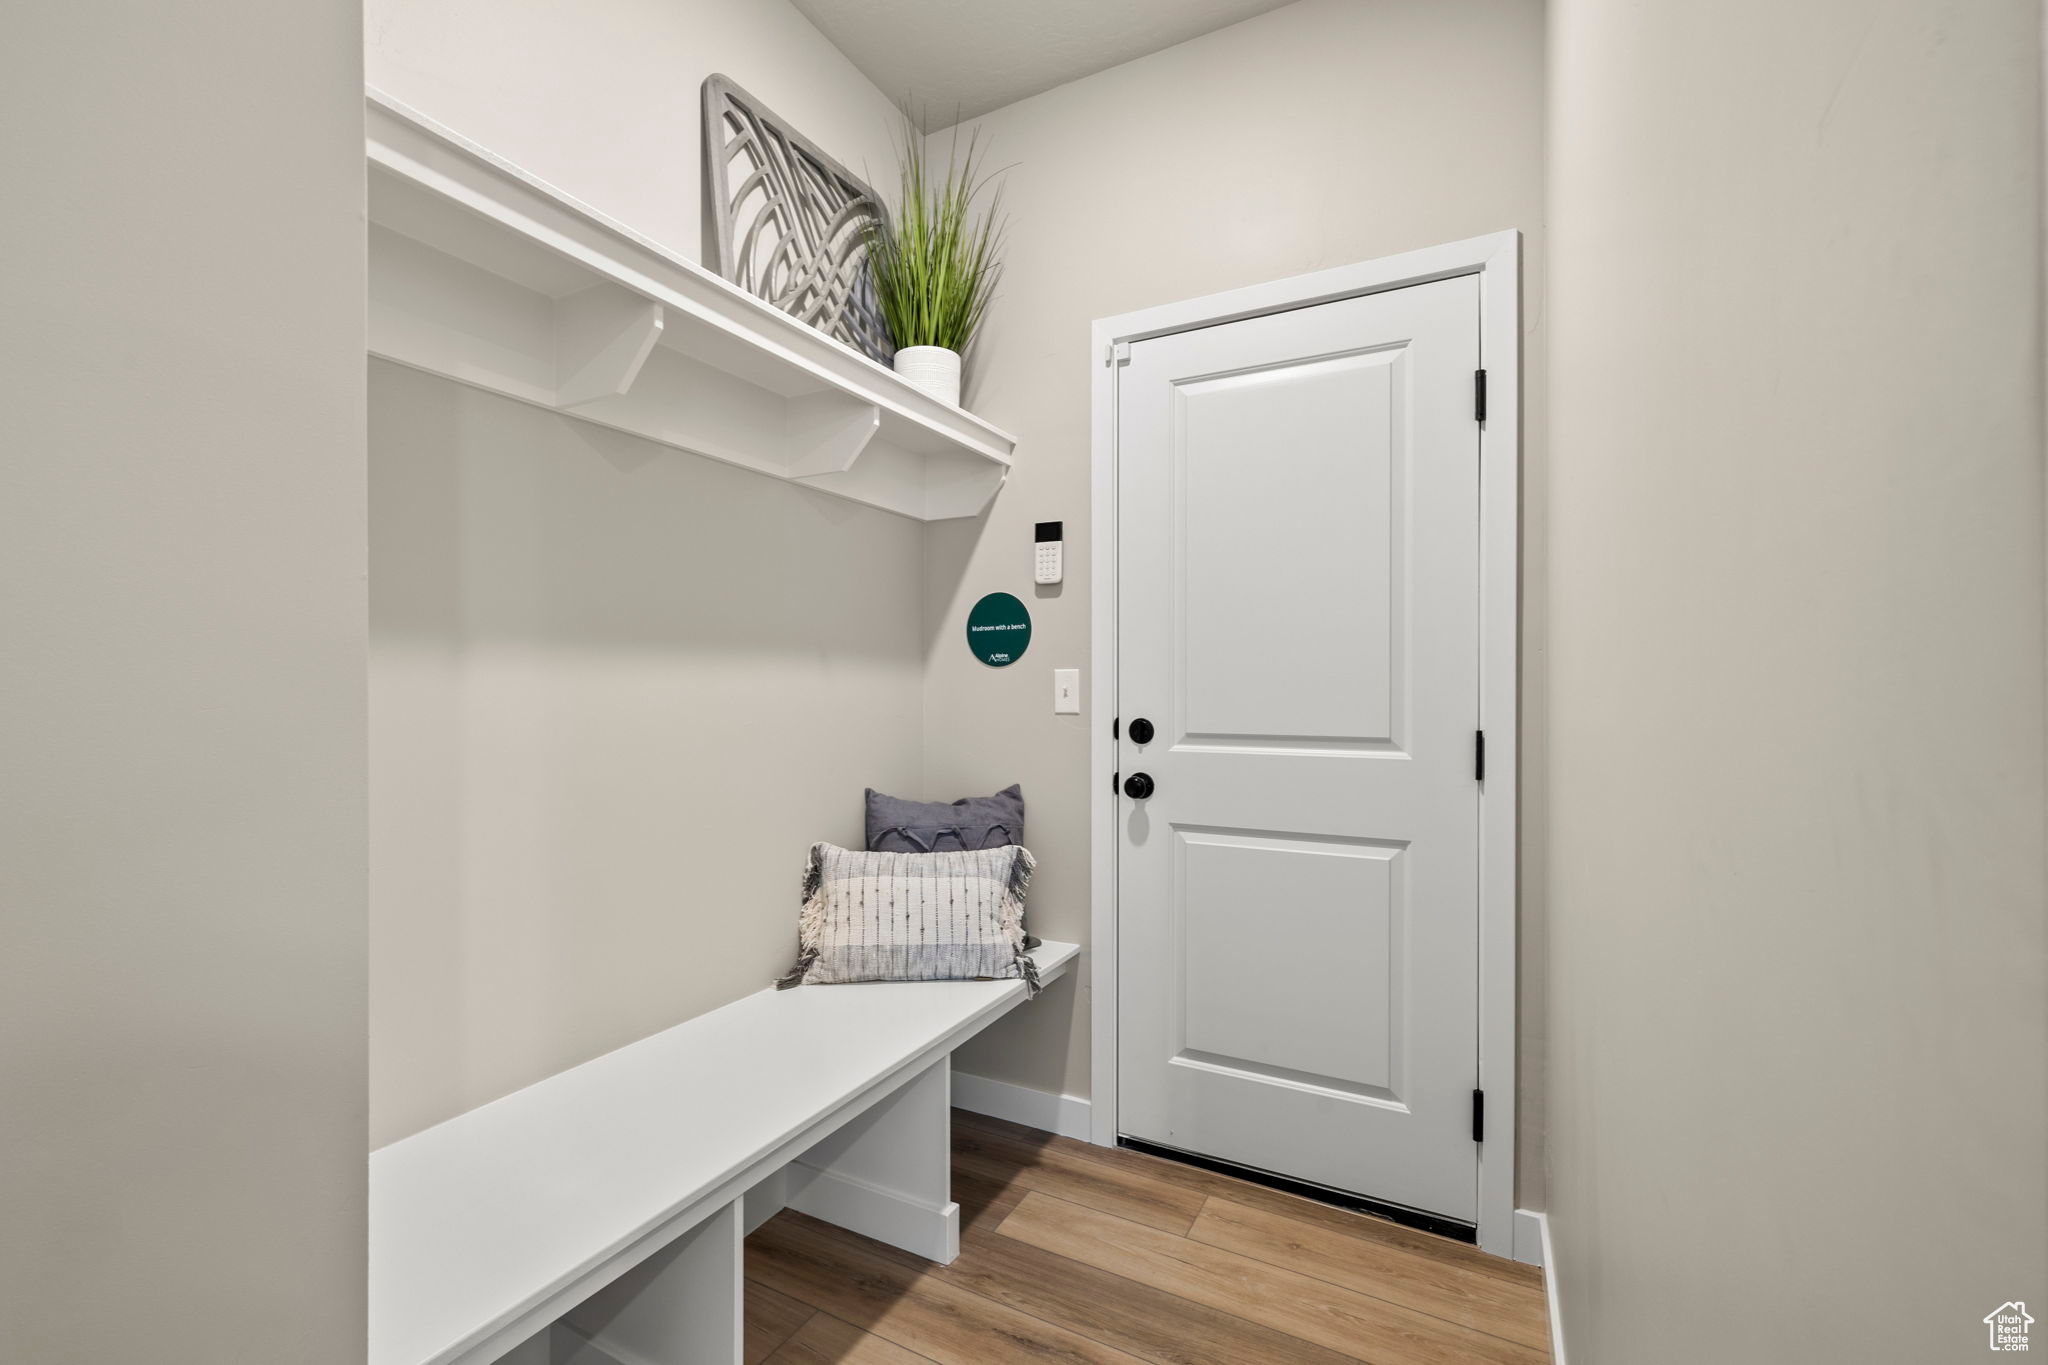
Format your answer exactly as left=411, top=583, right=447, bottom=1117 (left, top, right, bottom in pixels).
left=1115, top=274, right=1482, bottom=1224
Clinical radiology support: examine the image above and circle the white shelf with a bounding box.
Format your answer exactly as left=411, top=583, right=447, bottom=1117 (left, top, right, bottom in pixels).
left=365, top=90, right=1015, bottom=521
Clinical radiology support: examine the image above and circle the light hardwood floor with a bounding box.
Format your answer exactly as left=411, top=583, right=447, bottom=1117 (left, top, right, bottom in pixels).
left=743, top=1109, right=1551, bottom=1365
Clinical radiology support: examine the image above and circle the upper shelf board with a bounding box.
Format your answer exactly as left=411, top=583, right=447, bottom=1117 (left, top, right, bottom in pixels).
left=365, top=90, right=1015, bottom=521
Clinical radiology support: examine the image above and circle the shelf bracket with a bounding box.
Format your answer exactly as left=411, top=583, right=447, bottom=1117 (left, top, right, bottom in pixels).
left=366, top=95, right=1019, bottom=521
left=554, top=283, right=664, bottom=410
left=784, top=392, right=881, bottom=479
left=923, top=461, right=1009, bottom=520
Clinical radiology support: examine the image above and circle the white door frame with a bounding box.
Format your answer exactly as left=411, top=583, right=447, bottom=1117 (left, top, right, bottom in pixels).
left=1088, top=230, right=1521, bottom=1257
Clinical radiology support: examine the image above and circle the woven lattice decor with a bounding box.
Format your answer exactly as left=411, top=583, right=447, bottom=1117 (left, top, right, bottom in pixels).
left=703, top=75, right=893, bottom=363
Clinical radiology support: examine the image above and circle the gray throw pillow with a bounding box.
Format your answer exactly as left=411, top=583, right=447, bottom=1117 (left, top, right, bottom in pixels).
left=777, top=843, right=1039, bottom=994
left=865, top=784, right=1024, bottom=853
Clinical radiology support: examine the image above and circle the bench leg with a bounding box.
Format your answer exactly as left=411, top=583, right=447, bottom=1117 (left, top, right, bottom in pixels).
left=556, top=1198, right=743, bottom=1364
left=785, top=1057, right=960, bottom=1264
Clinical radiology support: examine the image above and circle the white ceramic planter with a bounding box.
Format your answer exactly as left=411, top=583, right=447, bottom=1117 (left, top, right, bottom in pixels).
left=893, top=345, right=962, bottom=408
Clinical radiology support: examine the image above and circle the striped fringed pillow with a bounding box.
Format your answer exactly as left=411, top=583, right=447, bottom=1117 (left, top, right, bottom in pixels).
left=776, top=842, right=1039, bottom=994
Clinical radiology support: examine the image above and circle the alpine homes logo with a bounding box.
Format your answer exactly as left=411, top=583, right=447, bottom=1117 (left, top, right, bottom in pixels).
left=1985, top=1302, right=2033, bottom=1352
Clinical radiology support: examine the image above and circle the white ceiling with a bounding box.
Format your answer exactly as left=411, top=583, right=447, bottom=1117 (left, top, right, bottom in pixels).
left=791, top=0, right=1298, bottom=128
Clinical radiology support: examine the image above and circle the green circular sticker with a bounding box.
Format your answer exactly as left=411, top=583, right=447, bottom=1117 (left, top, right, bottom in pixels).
left=966, top=591, right=1032, bottom=667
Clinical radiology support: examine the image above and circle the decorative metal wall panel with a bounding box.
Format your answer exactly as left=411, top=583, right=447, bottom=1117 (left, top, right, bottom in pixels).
left=703, top=74, right=893, bottom=363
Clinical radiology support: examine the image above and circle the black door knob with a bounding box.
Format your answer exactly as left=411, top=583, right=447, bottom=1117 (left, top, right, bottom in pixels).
left=1128, top=717, right=1155, bottom=745
left=1123, top=772, right=1155, bottom=799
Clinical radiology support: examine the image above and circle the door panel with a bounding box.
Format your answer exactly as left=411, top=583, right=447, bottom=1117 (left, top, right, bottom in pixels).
left=1176, top=348, right=1401, bottom=746
left=1176, top=830, right=1401, bottom=1097
left=1117, top=275, right=1480, bottom=1223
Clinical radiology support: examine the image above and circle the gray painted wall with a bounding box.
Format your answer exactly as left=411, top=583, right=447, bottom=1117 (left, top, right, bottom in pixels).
left=366, top=0, right=904, bottom=261
left=920, top=0, right=1553, bottom=1207
left=364, top=4, right=1551, bottom=1198
left=364, top=0, right=926, bottom=1145
left=0, top=1, right=368, bottom=1358
left=1545, top=0, right=2047, bottom=1357
left=369, top=363, right=926, bottom=1143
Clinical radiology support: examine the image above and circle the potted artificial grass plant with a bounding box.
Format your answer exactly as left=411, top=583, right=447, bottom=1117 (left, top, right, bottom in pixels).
left=866, top=124, right=1008, bottom=409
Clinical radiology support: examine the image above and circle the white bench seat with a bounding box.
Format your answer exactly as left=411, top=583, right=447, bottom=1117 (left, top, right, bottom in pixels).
left=371, top=941, right=1078, bottom=1365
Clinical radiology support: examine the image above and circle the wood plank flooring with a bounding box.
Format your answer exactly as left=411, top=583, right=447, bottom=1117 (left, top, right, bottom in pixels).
left=744, top=1109, right=1550, bottom=1365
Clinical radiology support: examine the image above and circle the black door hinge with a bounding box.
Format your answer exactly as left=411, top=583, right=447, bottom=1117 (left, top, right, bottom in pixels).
left=1475, top=730, right=1486, bottom=782
left=1111, top=770, right=1120, bottom=794
left=1474, top=369, right=1487, bottom=423
left=1472, top=1089, right=1485, bottom=1143
left=1112, top=717, right=1119, bottom=741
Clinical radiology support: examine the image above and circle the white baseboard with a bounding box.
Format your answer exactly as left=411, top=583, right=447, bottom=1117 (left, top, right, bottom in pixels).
left=1512, top=1207, right=1545, bottom=1266
left=783, top=1161, right=959, bottom=1263
left=950, top=1072, right=1093, bottom=1141
left=741, top=1156, right=957, bottom=1262
left=1534, top=1210, right=1566, bottom=1365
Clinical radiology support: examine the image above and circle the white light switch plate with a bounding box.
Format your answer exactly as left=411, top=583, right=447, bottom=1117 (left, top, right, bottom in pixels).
left=1053, top=668, right=1080, bottom=714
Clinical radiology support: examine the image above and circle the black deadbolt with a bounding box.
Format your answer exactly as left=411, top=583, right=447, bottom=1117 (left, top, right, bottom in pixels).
left=1127, top=716, right=1155, bottom=745
left=1123, top=772, right=1155, bottom=799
